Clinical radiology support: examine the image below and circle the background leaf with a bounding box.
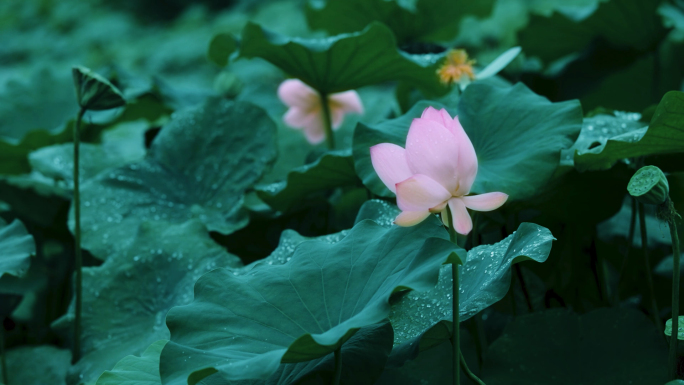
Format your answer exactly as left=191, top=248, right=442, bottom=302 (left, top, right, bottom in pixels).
left=73, top=98, right=277, bottom=258
left=96, top=340, right=169, bottom=385
left=0, top=218, right=35, bottom=278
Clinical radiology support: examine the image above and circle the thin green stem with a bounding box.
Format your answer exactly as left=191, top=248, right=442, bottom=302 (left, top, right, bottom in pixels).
left=669, top=212, right=681, bottom=380
left=318, top=92, right=335, bottom=150
left=332, top=346, right=342, bottom=385
left=638, top=202, right=663, bottom=335
left=73, top=107, right=86, bottom=363
left=617, top=197, right=638, bottom=301
left=446, top=205, right=460, bottom=385
left=460, top=350, right=486, bottom=385
left=1, top=322, right=7, bottom=385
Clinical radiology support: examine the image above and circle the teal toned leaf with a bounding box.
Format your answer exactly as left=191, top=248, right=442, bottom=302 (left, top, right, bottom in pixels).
left=665, top=316, right=684, bottom=340
left=520, top=0, right=665, bottom=63
left=388, top=222, right=554, bottom=362
left=305, top=0, right=495, bottom=44
left=160, top=217, right=461, bottom=384
left=256, top=150, right=361, bottom=212
left=353, top=83, right=582, bottom=201
left=28, top=120, right=148, bottom=189
left=573, top=91, right=684, bottom=171
left=0, top=218, right=35, bottom=278
left=72, top=66, right=126, bottom=111
left=208, top=33, right=238, bottom=67
left=198, top=322, right=394, bottom=385
left=0, top=345, right=71, bottom=385
left=96, top=340, right=168, bottom=385
left=53, top=220, right=242, bottom=385
left=239, top=22, right=447, bottom=95
left=482, top=308, right=668, bottom=385
left=73, top=98, right=277, bottom=258
left=560, top=111, right=644, bottom=168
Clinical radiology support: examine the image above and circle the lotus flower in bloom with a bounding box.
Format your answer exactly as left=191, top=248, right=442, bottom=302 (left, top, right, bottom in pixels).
left=370, top=107, right=508, bottom=234
left=278, top=79, right=363, bottom=144
left=437, top=47, right=522, bottom=91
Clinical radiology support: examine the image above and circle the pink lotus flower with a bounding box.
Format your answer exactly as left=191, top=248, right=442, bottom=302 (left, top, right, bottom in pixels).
left=278, top=79, right=364, bottom=144
left=370, top=107, right=508, bottom=234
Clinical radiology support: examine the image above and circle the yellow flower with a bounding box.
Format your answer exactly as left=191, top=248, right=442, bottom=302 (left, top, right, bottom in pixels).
left=436, top=49, right=476, bottom=85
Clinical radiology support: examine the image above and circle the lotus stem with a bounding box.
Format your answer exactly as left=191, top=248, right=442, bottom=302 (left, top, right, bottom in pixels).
left=73, top=107, right=86, bottom=363
left=668, top=201, right=681, bottom=380
left=617, top=197, right=638, bottom=301
left=1, top=321, right=7, bottom=385
left=319, top=91, right=335, bottom=150
left=446, top=205, right=460, bottom=385
left=638, top=202, right=662, bottom=335
left=332, top=346, right=342, bottom=385
left=460, top=350, right=486, bottom=385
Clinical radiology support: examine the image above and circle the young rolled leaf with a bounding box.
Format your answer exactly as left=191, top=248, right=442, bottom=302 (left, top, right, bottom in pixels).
left=572, top=91, right=684, bottom=171
left=160, top=217, right=462, bottom=384
left=52, top=220, right=242, bottom=384
left=305, top=0, right=495, bottom=45
left=72, top=66, right=126, bottom=111
left=482, top=308, right=668, bottom=385
left=353, top=83, right=582, bottom=201
left=239, top=22, right=448, bottom=95
left=388, top=222, right=554, bottom=364
left=72, top=98, right=277, bottom=258
left=0, top=218, right=35, bottom=278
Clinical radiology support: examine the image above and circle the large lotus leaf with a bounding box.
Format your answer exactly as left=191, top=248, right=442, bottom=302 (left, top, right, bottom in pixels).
left=573, top=91, right=684, bottom=171
left=482, top=308, right=668, bottom=384
left=28, top=120, right=148, bottom=189
left=305, top=0, right=494, bottom=45
left=560, top=112, right=645, bottom=167
left=256, top=150, right=361, bottom=212
left=0, top=218, right=35, bottom=278
left=53, top=220, right=243, bottom=385
left=73, top=98, right=277, bottom=258
left=96, top=340, right=168, bottom=385
left=197, top=322, right=394, bottom=385
left=0, top=345, right=72, bottom=385
left=519, top=0, right=665, bottom=63
left=160, top=217, right=462, bottom=384
left=353, top=83, right=582, bottom=201
left=387, top=222, right=554, bottom=363
left=238, top=22, right=447, bottom=95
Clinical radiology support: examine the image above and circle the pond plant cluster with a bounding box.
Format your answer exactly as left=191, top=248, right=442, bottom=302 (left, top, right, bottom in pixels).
left=1, top=0, right=684, bottom=384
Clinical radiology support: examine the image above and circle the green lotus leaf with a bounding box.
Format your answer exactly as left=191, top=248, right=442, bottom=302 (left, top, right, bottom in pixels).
left=96, top=340, right=168, bottom=385
left=208, top=33, right=238, bottom=67
left=238, top=22, right=448, bottom=95
left=519, top=0, right=665, bottom=64
left=256, top=150, right=361, bottom=212
left=160, top=216, right=462, bottom=384
left=0, top=218, right=35, bottom=278
left=305, top=0, right=495, bottom=45
left=573, top=91, right=684, bottom=171
left=53, top=220, right=242, bottom=385
left=0, top=345, right=71, bottom=385
left=387, top=222, right=554, bottom=364
left=72, top=98, right=277, bottom=258
left=197, top=322, right=394, bottom=385
left=482, top=308, right=668, bottom=384
left=353, top=83, right=582, bottom=201
left=28, top=120, right=148, bottom=190
left=665, top=316, right=684, bottom=340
